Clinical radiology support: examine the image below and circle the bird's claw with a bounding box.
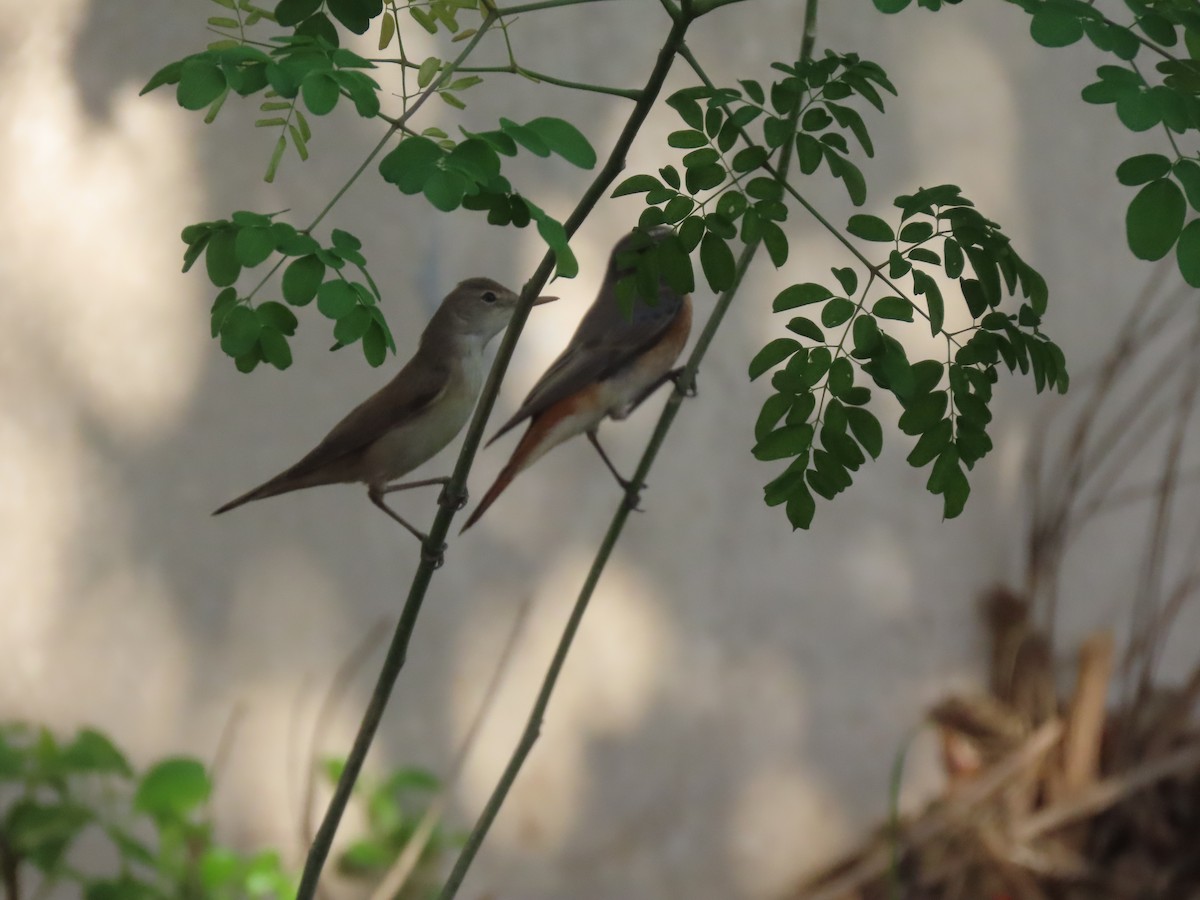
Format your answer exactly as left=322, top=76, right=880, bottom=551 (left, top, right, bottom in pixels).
left=421, top=540, right=448, bottom=569
left=619, top=480, right=646, bottom=513
left=670, top=367, right=698, bottom=398
left=438, top=484, right=469, bottom=511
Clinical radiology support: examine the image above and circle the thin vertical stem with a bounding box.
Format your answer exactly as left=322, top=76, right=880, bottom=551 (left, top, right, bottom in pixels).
left=437, top=3, right=819, bottom=896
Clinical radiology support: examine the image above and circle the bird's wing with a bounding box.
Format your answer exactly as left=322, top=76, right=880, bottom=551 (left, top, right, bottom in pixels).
left=279, top=351, right=451, bottom=480
left=489, top=284, right=684, bottom=442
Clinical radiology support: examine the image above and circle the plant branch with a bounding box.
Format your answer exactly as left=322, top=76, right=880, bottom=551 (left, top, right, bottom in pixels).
left=372, top=59, right=642, bottom=99
left=246, top=13, right=497, bottom=304
left=495, top=0, right=615, bottom=14
left=297, top=4, right=690, bottom=899
left=292, top=15, right=500, bottom=900
left=437, top=4, right=819, bottom=897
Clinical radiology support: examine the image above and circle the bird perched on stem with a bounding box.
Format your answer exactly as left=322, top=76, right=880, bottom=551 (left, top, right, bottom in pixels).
left=462, top=226, right=693, bottom=531
left=214, top=278, right=556, bottom=555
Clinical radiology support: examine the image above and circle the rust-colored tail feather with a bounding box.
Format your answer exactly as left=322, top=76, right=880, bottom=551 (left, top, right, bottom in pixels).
left=460, top=414, right=558, bottom=532
left=459, top=461, right=519, bottom=532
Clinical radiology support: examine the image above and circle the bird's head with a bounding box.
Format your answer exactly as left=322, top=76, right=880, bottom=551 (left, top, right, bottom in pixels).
left=436, top=277, right=556, bottom=343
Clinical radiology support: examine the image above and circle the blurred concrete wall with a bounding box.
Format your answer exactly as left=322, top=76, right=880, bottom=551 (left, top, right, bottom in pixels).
left=2, top=1, right=1194, bottom=897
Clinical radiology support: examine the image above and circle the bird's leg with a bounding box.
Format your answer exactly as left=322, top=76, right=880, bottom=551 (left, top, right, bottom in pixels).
left=380, top=476, right=450, bottom=494
left=668, top=366, right=698, bottom=398
left=586, top=431, right=644, bottom=512
left=367, top=486, right=446, bottom=567
left=380, top=475, right=468, bottom=511
left=610, top=367, right=698, bottom=421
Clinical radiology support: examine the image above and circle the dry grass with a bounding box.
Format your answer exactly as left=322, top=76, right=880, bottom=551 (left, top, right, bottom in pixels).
left=789, top=271, right=1200, bottom=900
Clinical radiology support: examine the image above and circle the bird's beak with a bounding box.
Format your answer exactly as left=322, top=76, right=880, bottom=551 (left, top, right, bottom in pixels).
left=532, top=295, right=558, bottom=306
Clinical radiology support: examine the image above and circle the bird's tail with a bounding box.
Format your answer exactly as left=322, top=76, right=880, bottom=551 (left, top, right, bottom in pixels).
left=460, top=416, right=559, bottom=532
left=459, top=461, right=519, bottom=532
left=212, top=467, right=320, bottom=516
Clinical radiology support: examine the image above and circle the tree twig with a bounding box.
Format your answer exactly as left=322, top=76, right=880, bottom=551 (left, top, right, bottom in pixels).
left=437, top=4, right=820, bottom=897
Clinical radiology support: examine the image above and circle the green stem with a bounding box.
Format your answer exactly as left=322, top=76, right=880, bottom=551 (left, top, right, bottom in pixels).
left=437, top=4, right=819, bottom=898
left=496, top=0, right=615, bottom=14
left=292, top=15, right=498, bottom=900
left=371, top=60, right=642, bottom=99
left=672, top=41, right=935, bottom=331
left=245, top=13, right=497, bottom=305
left=434, top=13, right=697, bottom=900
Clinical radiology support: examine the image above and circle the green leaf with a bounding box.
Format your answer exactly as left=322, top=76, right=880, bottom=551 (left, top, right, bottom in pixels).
left=872, top=296, right=912, bottom=321
left=282, top=254, right=325, bottom=305
left=1030, top=7, right=1084, bottom=47
left=528, top=203, right=579, bottom=278
left=275, top=0, right=323, bottom=26
left=611, top=174, right=661, bottom=197
left=234, top=226, right=275, bottom=267
left=775, top=282, right=832, bottom=311
left=134, top=758, right=211, bottom=821
left=786, top=486, right=816, bottom=529
left=1127, top=178, right=1186, bottom=260
left=749, top=338, right=801, bottom=380
left=1176, top=219, right=1200, bottom=287
left=852, top=314, right=881, bottom=356
left=1117, top=153, right=1173, bottom=186
left=525, top=117, right=596, bottom=168
left=500, top=117, right=550, bottom=155
left=898, top=391, right=948, bottom=436
left=753, top=424, right=814, bottom=461
left=6, top=801, right=93, bottom=869
left=219, top=304, right=260, bottom=357
left=847, top=214, right=893, bottom=242
left=1116, top=89, right=1161, bottom=131
left=205, top=228, right=241, bottom=287
left=943, top=237, right=964, bottom=278
left=362, top=321, right=387, bottom=366
left=666, top=91, right=704, bottom=129
left=259, top=327, right=293, bottom=370
left=755, top=393, right=793, bottom=442
left=912, top=269, right=944, bottom=335
left=423, top=168, right=468, bottom=211
left=327, top=0, right=374, bottom=33
left=379, top=136, right=444, bottom=193
left=873, top=0, right=912, bottom=11
left=906, top=418, right=952, bottom=467
left=417, top=55, right=441, bottom=88
left=832, top=267, right=858, bottom=296
left=333, top=305, right=373, bottom=344
left=177, top=58, right=227, bottom=110
left=846, top=407, right=882, bottom=459
left=911, top=359, right=944, bottom=395
left=786, top=317, right=825, bottom=342
left=141, top=59, right=184, bottom=95
left=60, top=729, right=132, bottom=777
left=317, top=280, right=358, bottom=319
left=1173, top=159, right=1200, bottom=211
left=301, top=71, right=340, bottom=115
left=256, top=301, right=299, bottom=335
left=700, top=233, right=735, bottom=291
left=763, top=221, right=789, bottom=266
left=821, top=298, right=856, bottom=328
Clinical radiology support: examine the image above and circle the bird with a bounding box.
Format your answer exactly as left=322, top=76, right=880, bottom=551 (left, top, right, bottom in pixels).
left=461, top=226, right=693, bottom=531
left=213, top=278, right=556, bottom=550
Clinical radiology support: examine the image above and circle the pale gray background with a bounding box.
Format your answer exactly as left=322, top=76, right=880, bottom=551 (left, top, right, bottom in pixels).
left=1, top=1, right=1192, bottom=897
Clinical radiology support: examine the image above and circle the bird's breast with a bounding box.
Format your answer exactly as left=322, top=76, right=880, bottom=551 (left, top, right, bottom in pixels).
left=362, top=348, right=485, bottom=484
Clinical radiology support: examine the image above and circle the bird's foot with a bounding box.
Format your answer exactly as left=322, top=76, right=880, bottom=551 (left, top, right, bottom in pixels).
left=438, top=482, right=469, bottom=511
left=670, top=367, right=698, bottom=398
left=421, top=539, right=448, bottom=569
left=618, top=478, right=646, bottom=513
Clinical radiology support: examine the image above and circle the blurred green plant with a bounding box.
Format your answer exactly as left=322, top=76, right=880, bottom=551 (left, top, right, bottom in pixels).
left=0, top=722, right=445, bottom=900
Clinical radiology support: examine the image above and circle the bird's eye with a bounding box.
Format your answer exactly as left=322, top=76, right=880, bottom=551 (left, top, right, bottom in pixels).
left=482, top=291, right=497, bottom=304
